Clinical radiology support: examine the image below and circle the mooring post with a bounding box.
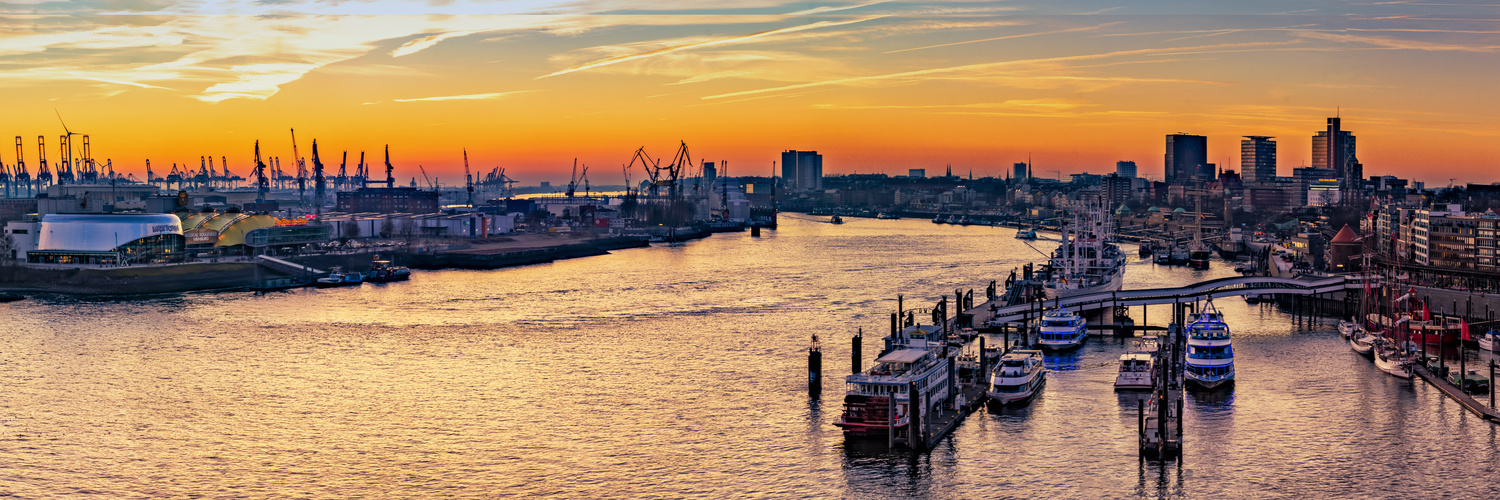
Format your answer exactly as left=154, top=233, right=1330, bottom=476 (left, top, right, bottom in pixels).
left=909, top=381, right=923, bottom=452
left=1176, top=397, right=1184, bottom=447
left=808, top=334, right=822, bottom=396
left=978, top=336, right=987, bottom=383
left=1490, top=360, right=1495, bottom=410
left=852, top=328, right=863, bottom=375
left=887, top=395, right=896, bottom=449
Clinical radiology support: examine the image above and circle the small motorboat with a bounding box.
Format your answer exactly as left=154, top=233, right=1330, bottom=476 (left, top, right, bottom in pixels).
left=1448, top=368, right=1491, bottom=394
left=830, top=215, right=844, bottom=224
left=1338, top=320, right=1364, bottom=339
left=316, top=267, right=365, bottom=288
left=1479, top=330, right=1496, bottom=352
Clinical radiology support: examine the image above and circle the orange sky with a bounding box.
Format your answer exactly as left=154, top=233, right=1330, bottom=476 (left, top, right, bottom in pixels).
left=2, top=1, right=1498, bottom=186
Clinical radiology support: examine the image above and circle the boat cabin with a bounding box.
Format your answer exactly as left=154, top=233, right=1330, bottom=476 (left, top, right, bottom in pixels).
left=1119, top=353, right=1153, bottom=372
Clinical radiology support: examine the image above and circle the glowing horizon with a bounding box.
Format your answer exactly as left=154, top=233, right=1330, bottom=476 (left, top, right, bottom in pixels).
left=2, top=1, right=1498, bottom=186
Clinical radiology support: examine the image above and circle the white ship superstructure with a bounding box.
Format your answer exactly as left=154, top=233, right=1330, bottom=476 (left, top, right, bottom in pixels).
left=1042, top=200, right=1127, bottom=299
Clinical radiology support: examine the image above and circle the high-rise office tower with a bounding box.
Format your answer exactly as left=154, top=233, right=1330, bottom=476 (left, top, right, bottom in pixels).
left=1240, top=136, right=1276, bottom=184
left=1313, top=117, right=1357, bottom=193
left=1013, top=162, right=1028, bottom=181
left=781, top=150, right=823, bottom=191
left=1165, top=133, right=1208, bottom=185
left=1115, top=161, right=1137, bottom=179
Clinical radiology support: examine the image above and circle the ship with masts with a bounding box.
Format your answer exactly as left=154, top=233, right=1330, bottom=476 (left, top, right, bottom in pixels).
left=1041, top=200, right=1127, bottom=299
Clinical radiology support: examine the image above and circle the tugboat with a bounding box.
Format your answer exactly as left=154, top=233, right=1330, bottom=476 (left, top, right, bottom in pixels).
left=1035, top=305, right=1087, bottom=350
left=315, top=266, right=365, bottom=288
left=833, top=325, right=953, bottom=439
left=986, top=350, right=1046, bottom=406
left=365, top=257, right=412, bottom=283
left=1184, top=300, right=1234, bottom=390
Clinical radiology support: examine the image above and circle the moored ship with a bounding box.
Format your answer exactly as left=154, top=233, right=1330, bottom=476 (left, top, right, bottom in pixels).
left=833, top=325, right=953, bottom=438
left=1041, top=200, right=1126, bottom=299
left=1035, top=305, right=1087, bottom=350
left=1184, top=300, right=1234, bottom=390
left=986, top=350, right=1046, bottom=406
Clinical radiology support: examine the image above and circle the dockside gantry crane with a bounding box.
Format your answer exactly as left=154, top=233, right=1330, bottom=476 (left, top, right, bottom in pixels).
left=312, top=139, right=326, bottom=210
left=383, top=145, right=395, bottom=189
left=463, top=149, right=474, bottom=208
left=36, top=136, right=52, bottom=190
left=291, top=129, right=307, bottom=206
left=254, top=140, right=269, bottom=202
left=13, top=136, right=30, bottom=197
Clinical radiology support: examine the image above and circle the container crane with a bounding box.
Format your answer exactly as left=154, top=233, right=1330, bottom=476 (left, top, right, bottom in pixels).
left=337, top=151, right=348, bottom=191
left=312, top=139, right=326, bottom=210
left=13, top=136, right=30, bottom=197
left=628, top=146, right=661, bottom=196
left=145, top=160, right=154, bottom=187
left=36, top=136, right=52, bottom=189
left=0, top=153, right=9, bottom=198
left=81, top=135, right=97, bottom=183
left=384, top=145, right=395, bottom=189
left=254, top=140, right=269, bottom=202
left=463, top=149, right=474, bottom=207
left=55, top=135, right=72, bottom=185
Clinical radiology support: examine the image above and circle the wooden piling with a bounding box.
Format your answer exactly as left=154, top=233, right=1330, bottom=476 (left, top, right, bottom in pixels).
left=852, top=329, right=863, bottom=375
left=1491, top=360, right=1495, bottom=411
left=887, top=395, right=895, bottom=449
left=909, top=381, right=923, bottom=452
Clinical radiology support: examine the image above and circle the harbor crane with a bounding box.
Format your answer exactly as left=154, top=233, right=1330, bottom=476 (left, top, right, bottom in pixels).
left=254, top=140, right=269, bottom=202
left=337, top=152, right=348, bottom=191
left=664, top=140, right=691, bottom=200
left=418, top=164, right=435, bottom=190
left=566, top=158, right=590, bottom=198
left=36, top=136, right=52, bottom=190
left=628, top=146, right=661, bottom=196
left=383, top=145, right=395, bottom=189
left=312, top=140, right=326, bottom=210
left=13, top=136, right=30, bottom=197
left=291, top=129, right=307, bottom=206
left=463, top=149, right=474, bottom=207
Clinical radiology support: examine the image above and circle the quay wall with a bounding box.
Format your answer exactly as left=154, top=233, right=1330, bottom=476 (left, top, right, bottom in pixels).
left=0, top=262, right=274, bottom=295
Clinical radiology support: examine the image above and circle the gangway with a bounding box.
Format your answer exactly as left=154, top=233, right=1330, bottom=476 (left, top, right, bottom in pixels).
left=255, top=255, right=325, bottom=276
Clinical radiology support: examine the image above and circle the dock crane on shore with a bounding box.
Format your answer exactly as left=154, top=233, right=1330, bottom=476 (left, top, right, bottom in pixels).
left=312, top=140, right=326, bottom=210
left=665, top=140, right=691, bottom=200
left=628, top=146, right=661, bottom=196
left=80, top=135, right=98, bottom=184
left=418, top=164, right=435, bottom=190
left=35, top=136, right=52, bottom=190
left=253, top=140, right=269, bottom=202
left=291, top=129, right=308, bottom=206
left=336, top=152, right=348, bottom=191
left=13, top=137, right=30, bottom=197
left=222, top=156, right=242, bottom=188
left=566, top=158, right=590, bottom=199
left=355, top=151, right=367, bottom=188
left=383, top=145, right=395, bottom=189
left=463, top=149, right=475, bottom=207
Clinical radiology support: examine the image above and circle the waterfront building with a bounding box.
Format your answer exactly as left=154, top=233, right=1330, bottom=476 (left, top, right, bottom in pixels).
left=1115, top=161, right=1136, bottom=179
left=335, top=187, right=440, bottom=214
left=26, top=213, right=184, bottom=265
left=1240, top=136, right=1276, bottom=184
left=1328, top=225, right=1362, bottom=273
left=1165, top=133, right=1210, bottom=185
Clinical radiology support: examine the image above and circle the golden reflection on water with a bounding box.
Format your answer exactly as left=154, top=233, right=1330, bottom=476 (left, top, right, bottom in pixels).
left=0, top=215, right=1497, bottom=498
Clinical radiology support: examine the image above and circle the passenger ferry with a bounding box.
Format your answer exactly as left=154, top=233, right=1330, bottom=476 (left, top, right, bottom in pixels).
left=833, top=325, right=952, bottom=438
left=1042, top=200, right=1127, bottom=299
left=1184, top=301, right=1234, bottom=390
left=987, top=350, right=1046, bottom=405
left=1036, top=306, right=1087, bottom=350
left=1114, top=336, right=1159, bottom=391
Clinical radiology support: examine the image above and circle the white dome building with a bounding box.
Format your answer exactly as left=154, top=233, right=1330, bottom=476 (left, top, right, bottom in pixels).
left=30, top=214, right=185, bottom=265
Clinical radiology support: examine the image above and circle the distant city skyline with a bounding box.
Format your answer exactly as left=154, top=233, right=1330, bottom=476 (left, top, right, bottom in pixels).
left=3, top=0, right=1498, bottom=185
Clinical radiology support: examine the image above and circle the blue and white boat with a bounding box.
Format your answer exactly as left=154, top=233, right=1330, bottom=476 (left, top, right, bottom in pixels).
left=1036, top=306, right=1087, bottom=350
left=1184, top=300, right=1234, bottom=390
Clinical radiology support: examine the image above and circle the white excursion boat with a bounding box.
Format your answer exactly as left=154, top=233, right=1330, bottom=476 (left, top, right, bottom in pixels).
left=833, top=325, right=953, bottom=439
left=1479, top=330, right=1496, bottom=352
left=1035, top=306, right=1087, bottom=350
left=1114, top=353, right=1155, bottom=391
left=987, top=349, right=1047, bottom=405
left=315, top=267, right=365, bottom=288
left=1372, top=338, right=1412, bottom=379
left=1042, top=200, right=1127, bottom=299
left=1184, top=301, right=1234, bottom=390
left=1349, top=331, right=1376, bottom=357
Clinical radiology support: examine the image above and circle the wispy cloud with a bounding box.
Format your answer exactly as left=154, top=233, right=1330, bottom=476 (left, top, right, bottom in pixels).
left=393, top=91, right=530, bottom=102
left=1298, top=30, right=1500, bottom=51
left=785, top=0, right=888, bottom=16
left=884, top=22, right=1124, bottom=54
left=537, top=16, right=883, bottom=79
left=393, top=30, right=482, bottom=57
left=703, top=41, right=1281, bottom=100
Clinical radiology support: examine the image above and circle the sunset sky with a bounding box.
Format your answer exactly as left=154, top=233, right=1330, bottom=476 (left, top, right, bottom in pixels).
left=2, top=0, right=1498, bottom=186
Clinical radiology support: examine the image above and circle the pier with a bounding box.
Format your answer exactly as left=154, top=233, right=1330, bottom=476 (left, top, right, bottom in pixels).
left=1140, top=323, right=1185, bottom=459
left=1411, top=363, right=1500, bottom=422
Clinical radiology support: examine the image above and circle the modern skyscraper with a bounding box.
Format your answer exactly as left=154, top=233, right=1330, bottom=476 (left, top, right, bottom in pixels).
left=1164, top=134, right=1208, bottom=185
left=1240, top=136, right=1276, bottom=184
left=1115, top=161, right=1137, bottom=179
left=780, top=151, right=799, bottom=190
left=780, top=150, right=823, bottom=191
left=1313, top=117, right=1358, bottom=194
left=1013, top=162, right=1028, bottom=181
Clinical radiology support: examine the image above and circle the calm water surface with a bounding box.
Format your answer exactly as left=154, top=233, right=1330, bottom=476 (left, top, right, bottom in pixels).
left=2, top=214, right=1498, bottom=498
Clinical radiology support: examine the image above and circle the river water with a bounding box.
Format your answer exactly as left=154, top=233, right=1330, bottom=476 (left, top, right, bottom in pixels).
left=2, top=214, right=1497, bottom=498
